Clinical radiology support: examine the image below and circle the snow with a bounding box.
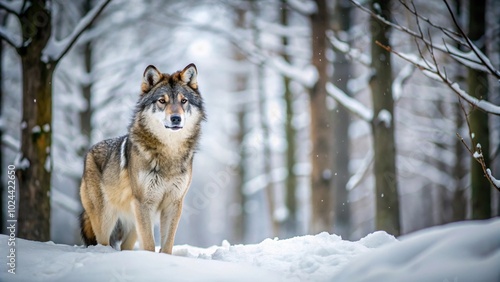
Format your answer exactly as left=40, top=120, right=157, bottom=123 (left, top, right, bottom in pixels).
left=2, top=219, right=498, bottom=281
left=326, top=82, right=374, bottom=122
left=271, top=57, right=317, bottom=88
left=32, top=125, right=41, bottom=134
left=391, top=50, right=500, bottom=115
left=346, top=148, right=373, bottom=191
left=473, top=151, right=482, bottom=159
left=376, top=109, right=392, bottom=128
left=14, top=154, right=30, bottom=170
left=486, top=169, right=500, bottom=187
left=326, top=31, right=371, bottom=66
left=43, top=0, right=112, bottom=61
left=0, top=0, right=26, bottom=15
left=286, top=0, right=318, bottom=15
left=444, top=43, right=491, bottom=73
left=392, top=64, right=414, bottom=101
left=334, top=218, right=500, bottom=282
left=0, top=231, right=396, bottom=282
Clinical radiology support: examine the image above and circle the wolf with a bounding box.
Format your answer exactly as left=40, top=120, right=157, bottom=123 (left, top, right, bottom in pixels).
left=79, top=64, right=205, bottom=254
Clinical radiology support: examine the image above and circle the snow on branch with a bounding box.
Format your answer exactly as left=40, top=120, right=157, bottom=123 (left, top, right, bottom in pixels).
left=2, top=134, right=20, bottom=152
left=441, top=0, right=500, bottom=78
left=326, top=82, right=373, bottom=122
left=286, top=0, right=317, bottom=15
left=346, top=148, right=373, bottom=191
left=43, top=0, right=111, bottom=62
left=376, top=42, right=500, bottom=116
left=349, top=0, right=500, bottom=78
left=0, top=0, right=23, bottom=16
left=270, top=57, right=317, bottom=88
left=326, top=31, right=371, bottom=67
left=0, top=25, right=21, bottom=48
left=392, top=64, right=414, bottom=101
left=457, top=135, right=500, bottom=192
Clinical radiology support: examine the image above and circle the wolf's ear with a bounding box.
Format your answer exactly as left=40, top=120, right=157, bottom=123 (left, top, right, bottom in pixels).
left=142, top=65, right=163, bottom=93
left=180, top=63, right=198, bottom=89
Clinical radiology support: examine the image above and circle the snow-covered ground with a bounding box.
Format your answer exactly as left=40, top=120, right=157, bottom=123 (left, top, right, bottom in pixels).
left=1, top=218, right=499, bottom=281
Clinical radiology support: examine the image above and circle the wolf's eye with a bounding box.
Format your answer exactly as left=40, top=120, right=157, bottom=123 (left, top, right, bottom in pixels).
left=181, top=98, right=188, bottom=104
left=158, top=98, right=166, bottom=104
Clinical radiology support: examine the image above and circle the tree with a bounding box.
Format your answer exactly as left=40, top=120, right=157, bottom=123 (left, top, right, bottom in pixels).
left=251, top=0, right=278, bottom=236
left=280, top=0, right=299, bottom=235
left=468, top=0, right=491, bottom=219
left=309, top=0, right=334, bottom=233
left=79, top=0, right=94, bottom=156
left=232, top=6, right=250, bottom=243
left=0, top=9, right=6, bottom=234
left=369, top=0, right=400, bottom=236
left=0, top=0, right=111, bottom=241
left=331, top=0, right=352, bottom=238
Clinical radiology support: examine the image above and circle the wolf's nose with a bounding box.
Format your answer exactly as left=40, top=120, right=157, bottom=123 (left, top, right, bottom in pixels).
left=170, top=115, right=182, bottom=125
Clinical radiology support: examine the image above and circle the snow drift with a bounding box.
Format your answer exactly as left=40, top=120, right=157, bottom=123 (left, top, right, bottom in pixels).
left=1, top=218, right=498, bottom=281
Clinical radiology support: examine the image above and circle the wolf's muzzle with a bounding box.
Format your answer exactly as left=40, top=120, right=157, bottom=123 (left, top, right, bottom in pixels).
left=170, top=115, right=182, bottom=125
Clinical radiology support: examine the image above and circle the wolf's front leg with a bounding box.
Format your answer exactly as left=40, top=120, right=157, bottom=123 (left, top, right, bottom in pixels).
left=132, top=199, right=155, bottom=251
left=160, top=200, right=183, bottom=254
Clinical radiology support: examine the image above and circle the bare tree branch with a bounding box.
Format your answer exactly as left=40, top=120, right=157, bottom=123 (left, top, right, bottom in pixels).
left=350, top=0, right=500, bottom=78
left=375, top=41, right=500, bottom=116
left=457, top=133, right=500, bottom=192
left=442, top=0, right=500, bottom=78
left=44, top=0, right=112, bottom=62
left=399, top=0, right=465, bottom=46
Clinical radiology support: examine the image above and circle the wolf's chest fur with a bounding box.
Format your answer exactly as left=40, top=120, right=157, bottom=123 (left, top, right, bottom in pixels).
left=131, top=141, right=193, bottom=203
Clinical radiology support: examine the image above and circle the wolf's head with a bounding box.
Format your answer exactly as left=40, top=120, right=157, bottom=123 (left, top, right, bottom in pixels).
left=134, top=64, right=205, bottom=142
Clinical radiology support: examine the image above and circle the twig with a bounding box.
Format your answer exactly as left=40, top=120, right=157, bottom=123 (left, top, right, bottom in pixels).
left=400, top=0, right=466, bottom=46
left=350, top=0, right=500, bottom=78
left=49, top=0, right=112, bottom=62
left=375, top=40, right=500, bottom=116
left=442, top=0, right=500, bottom=78
left=457, top=133, right=500, bottom=191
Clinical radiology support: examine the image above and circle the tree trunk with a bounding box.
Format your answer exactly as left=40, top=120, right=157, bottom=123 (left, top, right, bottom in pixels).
left=280, top=0, right=298, bottom=236
left=451, top=0, right=467, bottom=222
left=468, top=0, right=491, bottom=219
left=232, top=7, right=249, bottom=244
left=79, top=0, right=93, bottom=155
left=309, top=0, right=334, bottom=234
left=331, top=0, right=352, bottom=239
left=369, top=0, right=400, bottom=236
left=0, top=11, right=6, bottom=234
left=251, top=0, right=279, bottom=236
left=16, top=0, right=54, bottom=241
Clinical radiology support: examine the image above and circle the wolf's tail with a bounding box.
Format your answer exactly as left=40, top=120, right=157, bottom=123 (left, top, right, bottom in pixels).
left=80, top=211, right=97, bottom=246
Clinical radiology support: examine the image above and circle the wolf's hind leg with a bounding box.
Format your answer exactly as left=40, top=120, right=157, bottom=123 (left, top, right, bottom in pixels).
left=120, top=227, right=137, bottom=250
left=94, top=206, right=118, bottom=246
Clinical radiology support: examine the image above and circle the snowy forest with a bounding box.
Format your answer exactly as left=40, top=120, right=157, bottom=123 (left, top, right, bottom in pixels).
left=1, top=0, right=499, bottom=251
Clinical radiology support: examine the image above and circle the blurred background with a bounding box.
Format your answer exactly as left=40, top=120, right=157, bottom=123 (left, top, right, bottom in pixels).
left=1, top=0, right=499, bottom=247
